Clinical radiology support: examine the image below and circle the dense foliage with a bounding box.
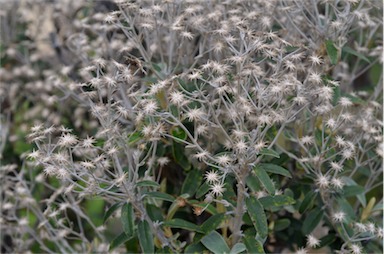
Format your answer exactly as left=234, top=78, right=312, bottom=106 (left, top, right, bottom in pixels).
left=1, top=0, right=382, bottom=253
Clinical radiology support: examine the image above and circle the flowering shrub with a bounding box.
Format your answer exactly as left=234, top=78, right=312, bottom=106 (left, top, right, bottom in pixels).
left=1, top=0, right=382, bottom=253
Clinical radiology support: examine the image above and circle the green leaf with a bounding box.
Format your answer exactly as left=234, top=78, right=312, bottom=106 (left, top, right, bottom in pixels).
left=299, top=192, right=317, bottom=213
left=259, top=148, right=280, bottom=158
left=246, top=196, right=268, bottom=238
left=332, top=85, right=341, bottom=106
left=170, top=105, right=179, bottom=117
left=146, top=204, right=163, bottom=222
left=259, top=195, right=295, bottom=209
left=274, top=218, right=291, bottom=231
left=243, top=234, right=265, bottom=254
left=336, top=222, right=355, bottom=241
left=145, top=192, right=175, bottom=202
left=342, top=185, right=365, bottom=197
left=152, top=63, right=162, bottom=72
left=302, top=209, right=324, bottom=235
left=259, top=195, right=295, bottom=210
left=136, top=180, right=160, bottom=188
left=103, top=202, right=123, bottom=223
left=196, top=182, right=210, bottom=199
left=201, top=231, right=230, bottom=254
left=246, top=175, right=262, bottom=193
left=109, top=232, right=132, bottom=251
left=342, top=177, right=367, bottom=206
left=172, top=141, right=191, bottom=170
left=369, top=63, right=383, bottom=85
left=230, top=243, right=246, bottom=254
left=343, top=94, right=366, bottom=105
left=201, top=213, right=226, bottom=233
left=336, top=197, right=355, bottom=221
left=242, top=213, right=253, bottom=226
left=14, top=139, right=32, bottom=156
left=171, top=126, right=187, bottom=141
left=253, top=166, right=275, bottom=195
left=342, top=46, right=371, bottom=63
left=128, top=131, right=143, bottom=145
left=181, top=169, right=202, bottom=196
left=185, top=243, right=207, bottom=253
left=121, top=203, right=135, bottom=237
left=159, top=246, right=173, bottom=253
left=318, top=234, right=336, bottom=248
left=138, top=220, right=154, bottom=254
left=260, top=163, right=291, bottom=178
left=325, top=40, right=339, bottom=65
left=164, top=218, right=204, bottom=233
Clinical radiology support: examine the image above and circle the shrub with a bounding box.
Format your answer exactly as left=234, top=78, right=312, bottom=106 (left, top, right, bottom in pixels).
left=1, top=0, right=382, bottom=253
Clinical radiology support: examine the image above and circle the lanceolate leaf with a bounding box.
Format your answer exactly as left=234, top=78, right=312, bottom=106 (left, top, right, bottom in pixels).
left=302, top=209, right=324, bottom=235
left=259, top=148, right=280, bottom=158
left=299, top=192, right=317, bottom=213
left=318, top=234, right=337, bottom=248
left=341, top=177, right=366, bottom=206
left=172, top=141, right=191, bottom=170
left=121, top=203, right=135, bottom=237
left=128, top=131, right=143, bottom=145
left=103, top=202, right=123, bottom=223
left=246, top=174, right=262, bottom=193
left=253, top=166, right=275, bottom=195
left=138, top=220, right=154, bottom=254
left=164, top=218, right=204, bottom=233
left=342, top=185, right=365, bottom=197
left=181, top=169, right=202, bottom=196
left=109, top=232, right=133, bottom=251
left=246, top=196, right=268, bottom=238
left=342, top=46, right=371, bottom=63
left=201, top=213, right=226, bottom=233
left=196, top=182, right=211, bottom=198
left=260, top=163, right=292, bottom=178
left=145, top=192, right=176, bottom=202
left=136, top=180, right=160, bottom=188
left=325, top=40, right=339, bottom=65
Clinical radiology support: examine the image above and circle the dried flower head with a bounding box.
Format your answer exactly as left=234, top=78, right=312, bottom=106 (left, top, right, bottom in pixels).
left=306, top=234, right=320, bottom=248
left=210, top=182, right=225, bottom=196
